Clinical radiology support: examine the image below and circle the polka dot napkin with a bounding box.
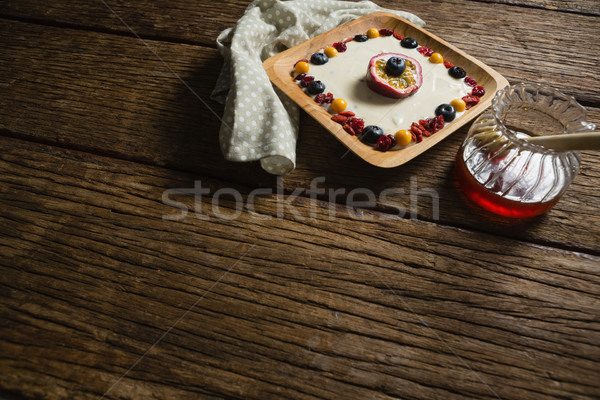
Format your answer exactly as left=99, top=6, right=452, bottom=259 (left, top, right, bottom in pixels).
left=212, top=0, right=424, bottom=175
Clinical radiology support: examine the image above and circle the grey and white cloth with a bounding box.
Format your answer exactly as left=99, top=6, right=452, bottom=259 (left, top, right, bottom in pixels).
left=212, top=0, right=424, bottom=175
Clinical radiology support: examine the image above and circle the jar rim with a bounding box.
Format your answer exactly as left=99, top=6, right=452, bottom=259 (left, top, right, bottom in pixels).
left=491, top=82, right=588, bottom=155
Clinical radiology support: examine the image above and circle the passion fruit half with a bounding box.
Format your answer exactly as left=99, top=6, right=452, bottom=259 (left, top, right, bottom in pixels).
left=365, top=52, right=423, bottom=99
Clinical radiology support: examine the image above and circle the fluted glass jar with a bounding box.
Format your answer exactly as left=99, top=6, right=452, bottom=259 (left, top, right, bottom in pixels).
left=455, top=83, right=596, bottom=218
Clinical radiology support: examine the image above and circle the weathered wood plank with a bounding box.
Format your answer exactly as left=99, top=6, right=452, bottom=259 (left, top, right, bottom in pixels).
left=0, top=19, right=599, bottom=252
left=476, top=0, right=600, bottom=15
left=1, top=0, right=598, bottom=46
left=1, top=1, right=598, bottom=104
left=1, top=136, right=599, bottom=399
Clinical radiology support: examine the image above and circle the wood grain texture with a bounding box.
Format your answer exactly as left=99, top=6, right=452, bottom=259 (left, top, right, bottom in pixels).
left=476, top=0, right=600, bottom=15
left=0, top=19, right=598, bottom=252
left=1, top=136, right=599, bottom=400
left=1, top=0, right=598, bottom=104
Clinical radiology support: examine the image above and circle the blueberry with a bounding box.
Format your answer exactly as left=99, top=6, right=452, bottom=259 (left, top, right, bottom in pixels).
left=386, top=56, right=406, bottom=76
left=307, top=80, right=326, bottom=95
left=400, top=37, right=418, bottom=49
left=354, top=34, right=368, bottom=42
left=310, top=52, right=329, bottom=65
left=361, top=125, right=384, bottom=144
left=448, top=66, right=466, bottom=79
left=435, top=104, right=456, bottom=122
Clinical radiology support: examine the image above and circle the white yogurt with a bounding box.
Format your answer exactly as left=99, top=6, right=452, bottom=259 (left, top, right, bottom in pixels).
left=308, top=36, right=470, bottom=136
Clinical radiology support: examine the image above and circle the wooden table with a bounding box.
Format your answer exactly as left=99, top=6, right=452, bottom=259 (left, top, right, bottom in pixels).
left=1, top=1, right=599, bottom=399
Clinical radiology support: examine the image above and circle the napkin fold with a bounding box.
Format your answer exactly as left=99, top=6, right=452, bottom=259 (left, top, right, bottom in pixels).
left=212, top=0, right=424, bottom=175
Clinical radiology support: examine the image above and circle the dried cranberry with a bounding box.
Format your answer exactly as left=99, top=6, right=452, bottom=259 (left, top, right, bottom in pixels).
left=430, top=115, right=445, bottom=132
left=347, top=117, right=364, bottom=135
left=333, top=42, right=347, bottom=52
left=315, top=92, right=333, bottom=104
left=393, top=32, right=405, bottom=40
left=464, top=77, right=477, bottom=87
left=462, top=95, right=480, bottom=110
left=417, top=116, right=444, bottom=136
left=472, top=86, right=485, bottom=97
left=379, top=29, right=394, bottom=36
left=417, top=46, right=434, bottom=57
left=376, top=134, right=396, bottom=151
left=297, top=75, right=314, bottom=88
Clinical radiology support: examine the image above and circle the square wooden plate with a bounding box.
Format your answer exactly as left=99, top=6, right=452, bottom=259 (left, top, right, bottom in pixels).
left=262, top=12, right=509, bottom=168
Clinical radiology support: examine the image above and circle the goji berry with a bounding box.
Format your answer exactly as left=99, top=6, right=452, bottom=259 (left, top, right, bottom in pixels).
left=339, top=111, right=356, bottom=117
left=443, top=60, right=454, bottom=69
left=393, top=32, right=405, bottom=40
left=331, top=115, right=348, bottom=123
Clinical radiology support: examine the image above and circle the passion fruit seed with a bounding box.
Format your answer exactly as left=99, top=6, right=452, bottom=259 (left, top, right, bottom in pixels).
left=354, top=34, right=368, bottom=42
left=307, top=80, right=326, bottom=95
left=310, top=52, right=328, bottom=65
left=394, top=129, right=412, bottom=147
left=450, top=98, right=466, bottom=112
left=331, top=98, right=347, bottom=113
left=448, top=66, right=466, bottom=79
left=435, top=103, right=456, bottom=122
left=294, top=61, right=309, bottom=75
left=367, top=28, right=380, bottom=39
left=361, top=125, right=384, bottom=144
left=429, top=53, right=444, bottom=64
left=324, top=47, right=338, bottom=58
left=386, top=57, right=406, bottom=76
left=401, top=37, right=418, bottom=49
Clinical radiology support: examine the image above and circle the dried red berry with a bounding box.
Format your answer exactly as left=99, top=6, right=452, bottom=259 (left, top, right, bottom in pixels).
left=464, top=77, right=477, bottom=87
left=343, top=123, right=356, bottom=136
left=410, top=130, right=419, bottom=143
left=347, top=117, right=364, bottom=135
left=315, top=92, right=334, bottom=104
left=411, top=121, right=426, bottom=136
left=343, top=37, right=354, bottom=43
left=472, top=86, right=485, bottom=97
left=443, top=60, right=454, bottom=69
left=417, top=47, right=434, bottom=57
left=331, top=115, right=348, bottom=123
left=333, top=42, right=347, bottom=52
left=462, top=95, right=480, bottom=110
left=379, top=29, right=394, bottom=36
left=376, top=134, right=396, bottom=151
left=296, top=74, right=315, bottom=88
left=339, top=111, right=355, bottom=117
left=430, top=115, right=445, bottom=132
left=410, top=123, right=424, bottom=143
left=393, top=32, right=405, bottom=40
